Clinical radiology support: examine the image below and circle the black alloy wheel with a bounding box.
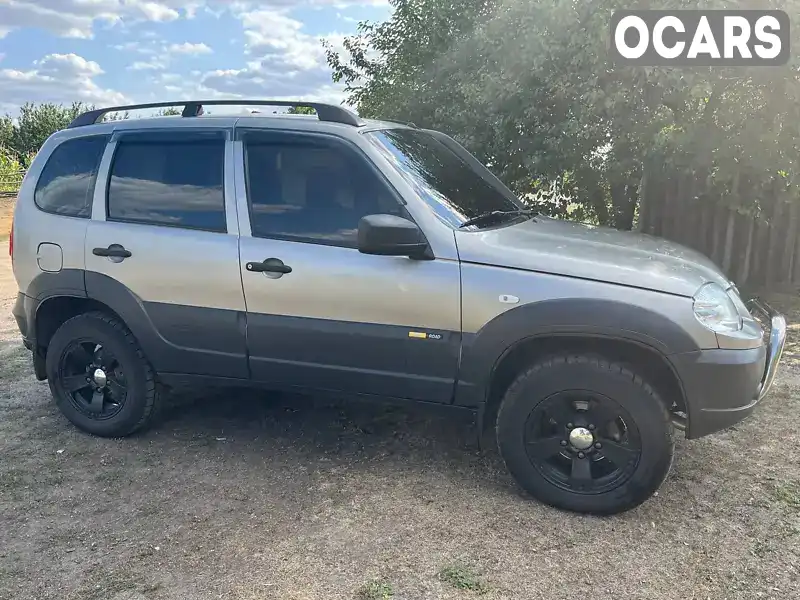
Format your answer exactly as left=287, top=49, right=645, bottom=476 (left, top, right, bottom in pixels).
left=46, top=312, right=161, bottom=437
left=523, top=391, right=641, bottom=495
left=58, top=340, right=128, bottom=419
left=496, top=354, right=675, bottom=515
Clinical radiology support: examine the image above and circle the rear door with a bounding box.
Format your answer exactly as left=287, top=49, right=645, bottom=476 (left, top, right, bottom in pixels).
left=84, top=127, right=248, bottom=378
left=234, top=128, right=462, bottom=401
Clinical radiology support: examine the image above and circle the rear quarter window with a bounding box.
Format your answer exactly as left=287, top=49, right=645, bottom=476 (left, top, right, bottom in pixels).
left=34, top=135, right=109, bottom=218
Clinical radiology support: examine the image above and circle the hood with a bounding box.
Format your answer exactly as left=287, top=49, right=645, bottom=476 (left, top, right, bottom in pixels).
left=454, top=215, right=731, bottom=296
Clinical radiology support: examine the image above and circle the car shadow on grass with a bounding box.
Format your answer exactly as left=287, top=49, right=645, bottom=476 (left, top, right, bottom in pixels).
left=149, top=386, right=516, bottom=494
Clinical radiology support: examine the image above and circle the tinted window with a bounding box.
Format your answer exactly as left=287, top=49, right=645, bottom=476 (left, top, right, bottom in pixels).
left=34, top=135, right=109, bottom=218
left=365, top=129, right=522, bottom=228
left=244, top=134, right=402, bottom=246
left=108, top=132, right=226, bottom=233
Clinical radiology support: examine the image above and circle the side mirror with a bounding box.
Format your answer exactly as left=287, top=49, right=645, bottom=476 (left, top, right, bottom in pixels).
left=357, top=214, right=431, bottom=259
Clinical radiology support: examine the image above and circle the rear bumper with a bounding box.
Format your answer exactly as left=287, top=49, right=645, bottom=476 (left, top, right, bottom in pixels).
left=674, top=298, right=787, bottom=438
left=12, top=292, right=35, bottom=350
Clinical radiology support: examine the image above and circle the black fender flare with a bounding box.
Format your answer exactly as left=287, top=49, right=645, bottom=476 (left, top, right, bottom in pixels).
left=454, top=297, right=698, bottom=409
left=30, top=270, right=247, bottom=378
left=30, top=269, right=166, bottom=367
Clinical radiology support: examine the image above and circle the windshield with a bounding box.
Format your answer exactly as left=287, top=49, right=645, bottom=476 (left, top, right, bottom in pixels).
left=365, top=128, right=524, bottom=228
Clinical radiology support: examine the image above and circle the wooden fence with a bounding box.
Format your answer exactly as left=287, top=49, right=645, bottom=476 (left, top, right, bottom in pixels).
left=0, top=169, right=25, bottom=198
left=637, top=172, right=800, bottom=291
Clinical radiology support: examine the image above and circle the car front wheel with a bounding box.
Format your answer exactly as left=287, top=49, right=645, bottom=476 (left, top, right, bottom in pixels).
left=496, top=354, right=675, bottom=515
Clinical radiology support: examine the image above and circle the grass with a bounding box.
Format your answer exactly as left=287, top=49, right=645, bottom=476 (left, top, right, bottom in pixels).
left=0, top=465, right=65, bottom=501
left=73, top=567, right=145, bottom=600
left=771, top=481, right=800, bottom=509
left=0, top=344, right=30, bottom=382
left=94, top=467, right=128, bottom=486
left=356, top=579, right=394, bottom=600
left=438, top=563, right=490, bottom=594
left=0, top=467, right=27, bottom=493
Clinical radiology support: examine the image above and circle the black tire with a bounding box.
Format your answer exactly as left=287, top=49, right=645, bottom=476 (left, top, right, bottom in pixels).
left=496, top=354, right=674, bottom=515
left=46, top=311, right=161, bottom=437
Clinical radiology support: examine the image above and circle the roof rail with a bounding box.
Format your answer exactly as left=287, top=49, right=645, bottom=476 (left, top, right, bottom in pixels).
left=67, top=100, right=365, bottom=128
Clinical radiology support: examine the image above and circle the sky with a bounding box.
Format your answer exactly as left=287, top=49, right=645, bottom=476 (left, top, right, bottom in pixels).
left=0, top=0, right=392, bottom=117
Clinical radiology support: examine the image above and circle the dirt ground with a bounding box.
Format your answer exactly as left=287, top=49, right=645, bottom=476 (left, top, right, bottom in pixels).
left=1, top=197, right=799, bottom=600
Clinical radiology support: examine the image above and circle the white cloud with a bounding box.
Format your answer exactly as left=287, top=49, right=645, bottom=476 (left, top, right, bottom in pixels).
left=135, top=2, right=180, bottom=21
left=199, top=6, right=349, bottom=102
left=0, top=1, right=387, bottom=114
left=0, top=0, right=193, bottom=38
left=0, top=53, right=128, bottom=109
left=129, top=60, right=167, bottom=71
left=169, top=42, right=213, bottom=55
left=114, top=41, right=155, bottom=54
left=0, top=0, right=387, bottom=39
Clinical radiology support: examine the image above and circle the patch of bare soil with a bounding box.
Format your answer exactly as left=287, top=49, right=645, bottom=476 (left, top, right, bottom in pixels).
left=0, top=198, right=12, bottom=243
left=1, top=250, right=799, bottom=600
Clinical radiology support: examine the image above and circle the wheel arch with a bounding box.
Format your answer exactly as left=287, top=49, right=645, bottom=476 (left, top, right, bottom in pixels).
left=454, top=298, right=697, bottom=438
left=36, top=295, right=127, bottom=351
left=29, top=270, right=162, bottom=379
left=478, top=333, right=688, bottom=440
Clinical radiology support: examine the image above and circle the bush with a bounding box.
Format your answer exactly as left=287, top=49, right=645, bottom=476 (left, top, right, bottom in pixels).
left=0, top=147, right=26, bottom=195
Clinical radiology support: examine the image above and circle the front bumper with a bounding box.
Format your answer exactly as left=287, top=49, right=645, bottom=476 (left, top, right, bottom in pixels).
left=672, top=298, right=787, bottom=438
left=749, top=298, right=788, bottom=402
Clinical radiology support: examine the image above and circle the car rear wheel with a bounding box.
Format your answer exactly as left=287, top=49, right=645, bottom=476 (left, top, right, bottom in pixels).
left=496, top=354, right=675, bottom=515
left=46, top=311, right=161, bottom=437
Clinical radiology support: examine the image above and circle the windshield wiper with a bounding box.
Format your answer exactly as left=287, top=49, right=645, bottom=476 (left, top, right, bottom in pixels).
left=458, top=209, right=536, bottom=229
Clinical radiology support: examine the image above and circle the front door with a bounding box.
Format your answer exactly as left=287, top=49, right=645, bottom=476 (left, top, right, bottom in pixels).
left=235, top=128, right=461, bottom=401
left=84, top=128, right=248, bottom=378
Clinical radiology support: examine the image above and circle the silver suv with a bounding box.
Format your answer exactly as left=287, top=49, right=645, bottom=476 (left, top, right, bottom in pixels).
left=10, top=100, right=787, bottom=515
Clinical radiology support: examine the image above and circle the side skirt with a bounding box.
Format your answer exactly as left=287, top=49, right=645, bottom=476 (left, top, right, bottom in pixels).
left=157, top=372, right=478, bottom=420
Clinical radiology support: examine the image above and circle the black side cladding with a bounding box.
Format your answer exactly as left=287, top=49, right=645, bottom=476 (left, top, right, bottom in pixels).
left=84, top=271, right=249, bottom=379
left=455, top=298, right=701, bottom=408
left=246, top=312, right=460, bottom=402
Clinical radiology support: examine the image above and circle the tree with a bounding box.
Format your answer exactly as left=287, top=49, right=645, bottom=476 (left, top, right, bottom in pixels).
left=7, top=102, right=94, bottom=159
left=326, top=0, right=800, bottom=229
left=154, top=107, right=182, bottom=116
left=104, top=110, right=131, bottom=121
left=287, top=106, right=316, bottom=115
left=0, top=115, right=13, bottom=150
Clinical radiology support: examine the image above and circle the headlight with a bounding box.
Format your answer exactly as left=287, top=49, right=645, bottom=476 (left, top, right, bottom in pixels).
left=693, top=282, right=742, bottom=333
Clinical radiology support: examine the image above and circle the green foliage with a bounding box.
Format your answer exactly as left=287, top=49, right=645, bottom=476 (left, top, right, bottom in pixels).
left=355, top=579, right=394, bottom=600
left=0, top=147, right=29, bottom=194
left=104, top=110, right=131, bottom=121
left=437, top=563, right=489, bottom=594
left=153, top=107, right=182, bottom=116
left=0, top=116, right=13, bottom=150
left=4, top=102, right=94, bottom=161
left=287, top=105, right=317, bottom=115
left=326, top=0, right=800, bottom=229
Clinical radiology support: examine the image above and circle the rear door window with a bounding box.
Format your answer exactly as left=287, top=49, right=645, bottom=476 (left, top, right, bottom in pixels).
left=107, top=131, right=227, bottom=233
left=34, top=135, right=109, bottom=218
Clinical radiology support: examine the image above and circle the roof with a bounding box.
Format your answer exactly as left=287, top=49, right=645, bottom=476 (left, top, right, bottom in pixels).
left=62, top=99, right=414, bottom=137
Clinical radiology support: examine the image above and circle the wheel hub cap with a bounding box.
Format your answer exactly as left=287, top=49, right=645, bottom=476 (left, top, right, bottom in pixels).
left=568, top=426, right=594, bottom=450
left=92, top=368, right=108, bottom=387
